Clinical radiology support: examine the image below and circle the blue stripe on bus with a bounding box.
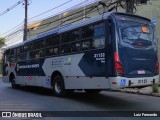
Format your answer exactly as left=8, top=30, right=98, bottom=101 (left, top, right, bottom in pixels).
left=78, top=49, right=108, bottom=77
left=15, top=58, right=46, bottom=76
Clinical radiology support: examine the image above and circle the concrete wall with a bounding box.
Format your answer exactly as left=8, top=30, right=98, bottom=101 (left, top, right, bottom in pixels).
left=27, top=0, right=116, bottom=39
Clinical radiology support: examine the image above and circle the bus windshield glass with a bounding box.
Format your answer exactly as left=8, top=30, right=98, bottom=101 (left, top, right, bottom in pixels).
left=117, top=18, right=154, bottom=46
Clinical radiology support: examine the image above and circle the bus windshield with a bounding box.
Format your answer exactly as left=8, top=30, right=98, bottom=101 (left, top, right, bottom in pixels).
left=115, top=15, right=158, bottom=78
left=118, top=19, right=154, bottom=46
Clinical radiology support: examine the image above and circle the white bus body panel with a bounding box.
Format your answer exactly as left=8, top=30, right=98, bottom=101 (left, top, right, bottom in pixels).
left=109, top=75, right=159, bottom=89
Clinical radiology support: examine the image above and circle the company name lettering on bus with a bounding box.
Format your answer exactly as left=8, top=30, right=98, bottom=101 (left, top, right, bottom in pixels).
left=18, top=64, right=39, bottom=69
left=94, top=53, right=105, bottom=63
left=51, top=58, right=63, bottom=67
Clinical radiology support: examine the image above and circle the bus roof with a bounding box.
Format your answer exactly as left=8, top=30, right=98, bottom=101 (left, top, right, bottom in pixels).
left=114, top=12, right=151, bottom=22
left=7, top=12, right=111, bottom=49
left=6, top=12, right=151, bottom=50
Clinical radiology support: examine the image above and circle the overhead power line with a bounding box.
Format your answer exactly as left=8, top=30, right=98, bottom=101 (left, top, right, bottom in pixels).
left=0, top=0, right=24, bottom=16
left=0, top=21, right=24, bottom=37
left=3, top=0, right=87, bottom=38
left=28, top=0, right=74, bottom=20
left=28, top=0, right=98, bottom=24
left=4, top=0, right=108, bottom=38
left=2, top=0, right=75, bottom=38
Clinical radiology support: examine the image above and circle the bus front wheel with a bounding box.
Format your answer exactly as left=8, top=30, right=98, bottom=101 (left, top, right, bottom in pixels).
left=11, top=78, right=20, bottom=89
left=52, top=75, right=66, bottom=97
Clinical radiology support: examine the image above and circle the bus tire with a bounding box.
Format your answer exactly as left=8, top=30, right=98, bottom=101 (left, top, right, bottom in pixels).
left=84, top=89, right=102, bottom=94
left=11, top=78, right=20, bottom=89
left=52, top=75, right=66, bottom=97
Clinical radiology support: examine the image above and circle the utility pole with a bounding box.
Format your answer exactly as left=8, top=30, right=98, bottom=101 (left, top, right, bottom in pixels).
left=125, top=0, right=148, bottom=14
left=23, top=0, right=28, bottom=41
left=125, top=0, right=135, bottom=14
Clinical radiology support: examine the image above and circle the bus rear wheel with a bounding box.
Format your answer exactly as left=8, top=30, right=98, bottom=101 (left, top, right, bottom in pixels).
left=84, top=89, right=102, bottom=94
left=11, top=78, right=20, bottom=89
left=52, top=75, right=66, bottom=97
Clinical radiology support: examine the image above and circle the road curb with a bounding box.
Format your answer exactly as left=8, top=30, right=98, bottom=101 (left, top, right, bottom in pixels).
left=111, top=89, right=160, bottom=97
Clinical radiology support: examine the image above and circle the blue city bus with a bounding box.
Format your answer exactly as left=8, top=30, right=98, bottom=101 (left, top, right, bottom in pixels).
left=2, top=12, right=159, bottom=97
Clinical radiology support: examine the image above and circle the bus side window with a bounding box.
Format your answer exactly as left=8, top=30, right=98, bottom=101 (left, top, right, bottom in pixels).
left=61, top=44, right=71, bottom=54
left=81, top=22, right=105, bottom=50
left=6, top=50, right=10, bottom=62
left=28, top=44, right=32, bottom=50
left=32, top=40, right=45, bottom=59
left=82, top=25, right=94, bottom=38
left=16, top=46, right=24, bottom=61
left=46, top=35, right=60, bottom=56
left=53, top=47, right=59, bottom=55
left=26, top=52, right=31, bottom=60
left=81, top=25, right=93, bottom=51
left=39, top=49, right=45, bottom=57
left=71, top=42, right=80, bottom=52
left=4, top=50, right=10, bottom=64
left=61, top=29, right=80, bottom=54
left=10, top=48, right=17, bottom=62
left=27, top=44, right=32, bottom=60
left=81, top=39, right=91, bottom=51
left=70, top=29, right=80, bottom=53
left=23, top=44, right=28, bottom=60
left=48, top=48, right=54, bottom=55
left=92, top=37, right=105, bottom=49
left=92, top=22, right=105, bottom=49
left=46, top=47, right=59, bottom=56
left=46, top=36, right=60, bottom=47
left=35, top=50, right=40, bottom=58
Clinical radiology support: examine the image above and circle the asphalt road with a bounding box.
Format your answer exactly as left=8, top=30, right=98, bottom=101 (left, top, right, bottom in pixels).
left=0, top=78, right=160, bottom=120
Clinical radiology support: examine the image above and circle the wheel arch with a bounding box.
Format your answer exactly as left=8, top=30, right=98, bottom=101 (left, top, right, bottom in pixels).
left=51, top=71, right=63, bottom=87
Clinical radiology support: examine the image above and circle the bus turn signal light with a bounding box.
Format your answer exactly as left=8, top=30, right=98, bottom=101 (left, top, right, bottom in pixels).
left=114, top=52, right=125, bottom=76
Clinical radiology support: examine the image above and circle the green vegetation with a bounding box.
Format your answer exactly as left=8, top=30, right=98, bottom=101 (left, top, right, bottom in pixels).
left=0, top=37, right=5, bottom=75
left=152, top=84, right=159, bottom=93
left=0, top=37, right=5, bottom=48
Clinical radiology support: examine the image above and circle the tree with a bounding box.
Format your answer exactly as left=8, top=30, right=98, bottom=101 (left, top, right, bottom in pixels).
left=0, top=37, right=5, bottom=74
left=0, top=37, right=5, bottom=48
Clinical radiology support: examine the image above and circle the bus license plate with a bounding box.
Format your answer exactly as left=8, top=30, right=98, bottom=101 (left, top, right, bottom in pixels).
left=138, top=79, right=147, bottom=84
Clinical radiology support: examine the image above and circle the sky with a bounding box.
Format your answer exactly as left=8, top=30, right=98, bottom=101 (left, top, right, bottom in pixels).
left=0, top=0, right=98, bottom=37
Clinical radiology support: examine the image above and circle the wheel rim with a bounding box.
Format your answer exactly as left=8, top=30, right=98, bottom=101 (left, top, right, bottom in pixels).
left=55, top=80, right=62, bottom=93
left=12, top=79, right=15, bottom=86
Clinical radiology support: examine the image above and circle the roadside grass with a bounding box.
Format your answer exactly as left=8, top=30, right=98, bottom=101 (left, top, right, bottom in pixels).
left=152, top=84, right=159, bottom=93
left=120, top=88, right=126, bottom=93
